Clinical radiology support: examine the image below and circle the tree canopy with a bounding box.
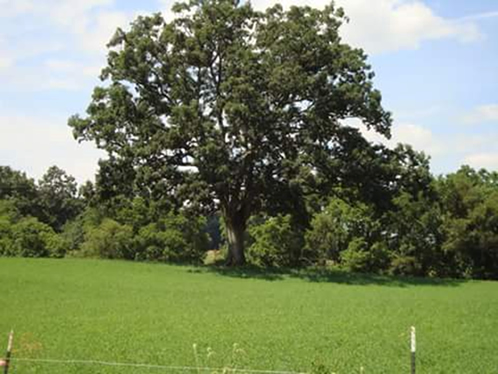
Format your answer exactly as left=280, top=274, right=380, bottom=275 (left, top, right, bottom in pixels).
left=69, top=0, right=392, bottom=265
left=38, top=166, right=83, bottom=231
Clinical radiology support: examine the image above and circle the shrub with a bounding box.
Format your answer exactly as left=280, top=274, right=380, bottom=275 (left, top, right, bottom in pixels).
left=247, top=214, right=303, bottom=267
left=0, top=200, right=21, bottom=222
left=81, top=219, right=134, bottom=259
left=389, top=255, right=423, bottom=276
left=0, top=217, right=14, bottom=256
left=45, top=233, right=66, bottom=258
left=304, top=198, right=379, bottom=264
left=0, top=201, right=17, bottom=256
left=135, top=223, right=188, bottom=262
left=62, top=207, right=107, bottom=256
left=340, top=238, right=370, bottom=272
left=340, top=239, right=391, bottom=273
left=9, top=217, right=64, bottom=258
left=134, top=213, right=209, bottom=263
left=62, top=216, right=86, bottom=253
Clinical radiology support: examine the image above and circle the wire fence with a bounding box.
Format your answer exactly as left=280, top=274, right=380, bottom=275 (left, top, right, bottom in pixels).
left=9, top=357, right=308, bottom=373
left=2, top=327, right=417, bottom=373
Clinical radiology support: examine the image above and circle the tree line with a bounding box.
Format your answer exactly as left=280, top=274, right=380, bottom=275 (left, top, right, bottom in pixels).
left=1, top=160, right=498, bottom=279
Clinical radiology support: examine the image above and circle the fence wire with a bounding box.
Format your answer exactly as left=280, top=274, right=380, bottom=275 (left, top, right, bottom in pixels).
left=11, top=357, right=308, bottom=374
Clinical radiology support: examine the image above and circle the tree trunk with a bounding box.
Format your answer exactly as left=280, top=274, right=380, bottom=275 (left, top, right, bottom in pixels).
left=224, top=216, right=246, bottom=266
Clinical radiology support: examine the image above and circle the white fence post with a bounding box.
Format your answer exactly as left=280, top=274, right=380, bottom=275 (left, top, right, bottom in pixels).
left=410, top=326, right=416, bottom=374
left=1, top=330, right=14, bottom=374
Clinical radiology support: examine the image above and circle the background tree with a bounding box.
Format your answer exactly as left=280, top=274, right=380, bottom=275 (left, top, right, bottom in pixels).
left=69, top=0, right=391, bottom=265
left=438, top=166, right=498, bottom=278
left=38, top=166, right=83, bottom=231
left=0, top=166, right=40, bottom=218
left=304, top=197, right=378, bottom=264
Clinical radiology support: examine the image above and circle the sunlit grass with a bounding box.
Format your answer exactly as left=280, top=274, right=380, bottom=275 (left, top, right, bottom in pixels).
left=0, top=258, right=497, bottom=373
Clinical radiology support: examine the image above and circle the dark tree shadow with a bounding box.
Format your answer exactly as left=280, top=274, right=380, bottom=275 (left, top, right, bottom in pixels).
left=188, top=265, right=287, bottom=281
left=188, top=265, right=468, bottom=287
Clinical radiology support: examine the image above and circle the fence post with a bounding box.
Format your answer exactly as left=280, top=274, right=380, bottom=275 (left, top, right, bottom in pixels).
left=1, top=330, right=13, bottom=374
left=410, top=326, right=416, bottom=374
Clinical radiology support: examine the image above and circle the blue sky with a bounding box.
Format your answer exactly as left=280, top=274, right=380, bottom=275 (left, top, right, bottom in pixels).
left=0, top=0, right=497, bottom=183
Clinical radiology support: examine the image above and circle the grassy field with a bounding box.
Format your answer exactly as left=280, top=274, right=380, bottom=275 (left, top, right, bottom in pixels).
left=0, top=258, right=497, bottom=373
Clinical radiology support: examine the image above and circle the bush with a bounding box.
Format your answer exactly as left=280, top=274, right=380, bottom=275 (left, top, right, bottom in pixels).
left=368, top=242, right=392, bottom=271
left=135, top=223, right=187, bottom=262
left=304, top=198, right=379, bottom=265
left=0, top=216, right=14, bottom=256
left=304, top=208, right=346, bottom=264
left=247, top=214, right=303, bottom=267
left=340, top=239, right=391, bottom=273
left=340, top=238, right=370, bottom=272
left=81, top=219, right=134, bottom=259
left=9, top=217, right=64, bottom=258
left=62, top=216, right=86, bottom=253
left=62, top=208, right=107, bottom=256
left=0, top=200, right=21, bottom=222
left=389, top=255, right=423, bottom=276
left=134, top=213, right=209, bottom=263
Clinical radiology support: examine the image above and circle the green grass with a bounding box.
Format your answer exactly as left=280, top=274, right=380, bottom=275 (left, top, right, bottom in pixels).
left=0, top=258, right=497, bottom=373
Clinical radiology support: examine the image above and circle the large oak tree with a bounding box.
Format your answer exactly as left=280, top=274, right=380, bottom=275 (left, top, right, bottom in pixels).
left=69, top=0, right=391, bottom=265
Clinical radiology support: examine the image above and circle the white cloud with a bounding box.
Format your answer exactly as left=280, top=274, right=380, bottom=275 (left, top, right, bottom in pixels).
left=0, top=0, right=36, bottom=18
left=45, top=59, right=101, bottom=77
left=1, top=0, right=487, bottom=95
left=0, top=115, right=105, bottom=182
left=463, top=104, right=498, bottom=124
left=338, top=0, right=482, bottom=54
left=247, top=0, right=482, bottom=54
left=71, top=9, right=130, bottom=54
left=48, top=0, right=114, bottom=27
left=0, top=37, right=63, bottom=66
left=464, top=153, right=498, bottom=171
left=44, top=1, right=129, bottom=56
left=356, top=119, right=498, bottom=172
left=393, top=123, right=444, bottom=155
left=0, top=59, right=103, bottom=92
left=43, top=2, right=151, bottom=56
left=0, top=1, right=132, bottom=91
left=450, top=134, right=494, bottom=155
left=0, top=37, right=14, bottom=71
left=355, top=120, right=444, bottom=156
left=0, top=56, right=13, bottom=71
left=0, top=0, right=130, bottom=56
left=159, top=0, right=177, bottom=22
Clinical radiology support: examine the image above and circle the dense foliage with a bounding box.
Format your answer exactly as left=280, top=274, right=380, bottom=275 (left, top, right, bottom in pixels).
left=1, top=162, right=498, bottom=278
left=0, top=165, right=209, bottom=264
left=69, top=0, right=391, bottom=265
